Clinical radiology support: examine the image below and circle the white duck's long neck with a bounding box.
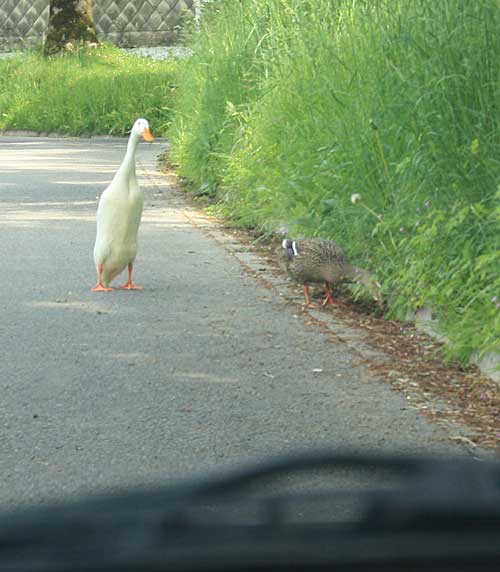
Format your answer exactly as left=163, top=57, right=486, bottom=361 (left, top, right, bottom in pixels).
left=114, top=131, right=140, bottom=186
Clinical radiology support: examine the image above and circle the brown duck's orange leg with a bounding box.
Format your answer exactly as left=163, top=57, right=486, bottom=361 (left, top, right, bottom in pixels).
left=119, top=263, right=143, bottom=290
left=92, top=264, right=114, bottom=292
left=322, top=283, right=338, bottom=307
left=303, top=284, right=317, bottom=308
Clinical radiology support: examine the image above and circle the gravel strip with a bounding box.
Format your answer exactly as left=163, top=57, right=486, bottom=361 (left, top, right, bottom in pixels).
left=122, top=46, right=192, bottom=60
left=0, top=46, right=192, bottom=60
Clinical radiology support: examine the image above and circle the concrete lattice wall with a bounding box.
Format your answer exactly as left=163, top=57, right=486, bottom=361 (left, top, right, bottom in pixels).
left=0, top=0, right=196, bottom=50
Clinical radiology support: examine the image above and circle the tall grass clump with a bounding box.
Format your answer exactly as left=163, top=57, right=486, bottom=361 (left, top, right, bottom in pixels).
left=168, top=0, right=500, bottom=365
left=0, top=45, right=176, bottom=135
left=167, top=1, right=277, bottom=197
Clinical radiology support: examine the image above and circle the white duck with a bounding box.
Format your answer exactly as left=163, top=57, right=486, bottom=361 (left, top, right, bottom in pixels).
left=92, top=118, right=154, bottom=292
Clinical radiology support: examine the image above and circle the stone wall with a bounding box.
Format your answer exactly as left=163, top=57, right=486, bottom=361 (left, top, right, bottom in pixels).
left=0, top=0, right=196, bottom=51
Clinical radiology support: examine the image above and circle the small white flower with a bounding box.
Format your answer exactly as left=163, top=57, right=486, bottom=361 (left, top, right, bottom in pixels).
left=351, top=193, right=362, bottom=204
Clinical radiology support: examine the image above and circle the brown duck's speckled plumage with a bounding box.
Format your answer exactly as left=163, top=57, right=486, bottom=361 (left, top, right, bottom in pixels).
left=276, top=238, right=359, bottom=285
left=276, top=237, right=379, bottom=307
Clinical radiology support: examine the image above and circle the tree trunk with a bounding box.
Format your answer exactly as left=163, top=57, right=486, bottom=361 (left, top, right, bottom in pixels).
left=44, top=0, right=98, bottom=56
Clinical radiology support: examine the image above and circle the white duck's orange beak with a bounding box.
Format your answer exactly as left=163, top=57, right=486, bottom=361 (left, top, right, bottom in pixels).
left=142, top=127, right=154, bottom=142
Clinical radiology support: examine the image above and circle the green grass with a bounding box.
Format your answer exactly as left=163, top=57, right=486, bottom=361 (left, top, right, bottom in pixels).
left=0, top=44, right=176, bottom=135
left=168, top=0, right=500, bottom=364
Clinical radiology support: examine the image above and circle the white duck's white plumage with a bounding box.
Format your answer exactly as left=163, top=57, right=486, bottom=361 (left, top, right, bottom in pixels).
left=92, top=118, right=154, bottom=291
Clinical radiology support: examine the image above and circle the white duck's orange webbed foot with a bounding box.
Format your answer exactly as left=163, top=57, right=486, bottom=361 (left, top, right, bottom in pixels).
left=119, top=282, right=143, bottom=290
left=119, top=263, right=142, bottom=290
left=92, top=264, right=113, bottom=292
left=91, top=283, right=114, bottom=292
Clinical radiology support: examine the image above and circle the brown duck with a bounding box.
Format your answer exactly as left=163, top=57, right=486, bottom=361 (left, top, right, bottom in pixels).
left=276, top=237, right=377, bottom=308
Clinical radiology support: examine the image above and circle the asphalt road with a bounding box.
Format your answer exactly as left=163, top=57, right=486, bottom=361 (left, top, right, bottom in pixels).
left=0, top=136, right=458, bottom=511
